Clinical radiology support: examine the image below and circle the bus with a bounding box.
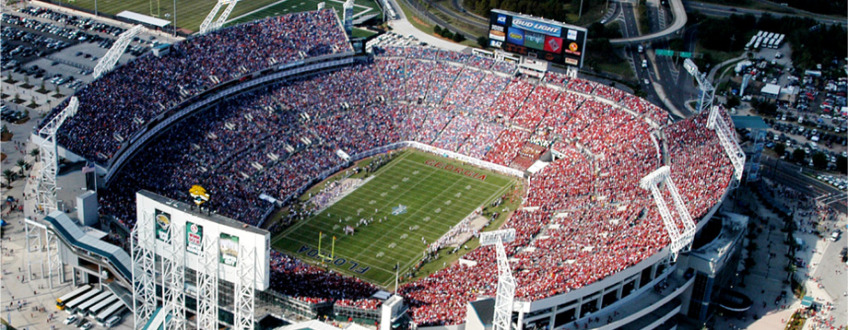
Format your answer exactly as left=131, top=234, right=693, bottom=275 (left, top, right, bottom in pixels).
left=63, top=289, right=100, bottom=314
left=73, top=291, right=110, bottom=315
left=95, top=302, right=125, bottom=326
left=88, top=295, right=120, bottom=317
left=56, top=285, right=91, bottom=310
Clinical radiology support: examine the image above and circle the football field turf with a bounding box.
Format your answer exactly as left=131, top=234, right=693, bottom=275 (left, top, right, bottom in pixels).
left=64, top=0, right=381, bottom=32
left=272, top=150, right=517, bottom=287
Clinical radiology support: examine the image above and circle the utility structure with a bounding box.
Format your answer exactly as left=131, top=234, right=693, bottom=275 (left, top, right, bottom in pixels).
left=200, top=0, right=238, bottom=34
left=640, top=166, right=695, bottom=261
left=196, top=234, right=219, bottom=329
left=25, top=218, right=64, bottom=288
left=684, top=59, right=745, bottom=183
left=683, top=58, right=714, bottom=114
left=131, top=211, right=157, bottom=328
left=36, top=97, right=78, bottom=215
left=480, top=229, right=517, bottom=330
left=93, top=25, right=143, bottom=79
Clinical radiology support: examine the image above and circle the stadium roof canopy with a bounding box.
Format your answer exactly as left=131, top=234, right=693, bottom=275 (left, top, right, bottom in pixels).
left=731, top=116, right=769, bottom=130
left=117, top=11, right=170, bottom=28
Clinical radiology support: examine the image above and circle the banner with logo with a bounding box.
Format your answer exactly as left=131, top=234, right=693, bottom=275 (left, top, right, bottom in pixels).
left=155, top=209, right=171, bottom=243
left=185, top=221, right=203, bottom=255
left=219, top=233, right=239, bottom=267
left=511, top=17, right=561, bottom=37
left=544, top=36, right=563, bottom=53
left=507, top=27, right=525, bottom=46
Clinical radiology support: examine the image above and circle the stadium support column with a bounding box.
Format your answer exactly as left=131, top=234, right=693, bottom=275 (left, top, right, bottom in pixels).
left=132, top=211, right=157, bottom=329
left=199, top=0, right=226, bottom=34
left=480, top=229, right=517, bottom=330
left=46, top=229, right=64, bottom=288
left=162, top=222, right=187, bottom=330
left=707, top=105, right=746, bottom=184
left=343, top=0, right=355, bottom=36
left=35, top=97, right=78, bottom=215
left=196, top=233, right=219, bottom=329
left=24, top=218, right=45, bottom=282
left=639, top=166, right=695, bottom=261
left=235, top=245, right=257, bottom=330
left=93, top=25, right=143, bottom=79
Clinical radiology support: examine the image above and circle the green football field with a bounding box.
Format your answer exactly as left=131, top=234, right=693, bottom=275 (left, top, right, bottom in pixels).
left=65, top=0, right=381, bottom=32
left=272, top=150, right=516, bottom=287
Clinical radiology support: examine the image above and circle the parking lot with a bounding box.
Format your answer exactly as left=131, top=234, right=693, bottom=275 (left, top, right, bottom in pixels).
left=1, top=3, right=181, bottom=116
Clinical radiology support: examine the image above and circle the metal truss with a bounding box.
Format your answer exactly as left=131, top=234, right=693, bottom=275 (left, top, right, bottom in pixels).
left=132, top=211, right=157, bottom=328
left=234, top=244, right=256, bottom=330
left=640, top=166, right=696, bottom=261
left=480, top=229, right=516, bottom=330
left=683, top=59, right=714, bottom=114
left=93, top=25, right=143, bottom=78
left=196, top=233, right=219, bottom=329
left=45, top=230, right=63, bottom=288
left=162, top=223, right=186, bottom=330
left=25, top=219, right=47, bottom=282
left=708, top=106, right=746, bottom=182
left=36, top=97, right=78, bottom=215
left=200, top=0, right=237, bottom=34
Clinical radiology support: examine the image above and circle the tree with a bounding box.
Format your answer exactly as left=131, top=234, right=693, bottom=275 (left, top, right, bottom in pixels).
left=726, top=95, right=740, bottom=108
left=2, top=169, right=15, bottom=187
left=441, top=29, right=453, bottom=40
left=837, top=155, right=847, bottom=173
left=774, top=143, right=786, bottom=157
left=434, top=25, right=442, bottom=35
left=477, top=36, right=488, bottom=48
left=452, top=32, right=465, bottom=42
left=792, top=148, right=806, bottom=163
left=812, top=152, right=828, bottom=170
left=16, top=159, right=28, bottom=176
left=30, top=148, right=39, bottom=162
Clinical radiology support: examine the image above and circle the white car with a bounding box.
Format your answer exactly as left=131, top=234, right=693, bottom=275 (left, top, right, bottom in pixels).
left=64, top=315, right=78, bottom=325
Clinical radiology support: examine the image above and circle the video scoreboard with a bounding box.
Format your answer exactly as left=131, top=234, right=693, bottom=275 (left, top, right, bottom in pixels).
left=488, top=9, right=588, bottom=68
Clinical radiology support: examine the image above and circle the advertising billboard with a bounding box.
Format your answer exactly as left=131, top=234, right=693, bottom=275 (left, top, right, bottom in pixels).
left=185, top=221, right=203, bottom=255
left=137, top=190, right=271, bottom=290
left=488, top=9, right=588, bottom=67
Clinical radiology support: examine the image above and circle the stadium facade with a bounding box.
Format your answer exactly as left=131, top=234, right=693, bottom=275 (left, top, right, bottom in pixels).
left=33, top=8, right=743, bottom=330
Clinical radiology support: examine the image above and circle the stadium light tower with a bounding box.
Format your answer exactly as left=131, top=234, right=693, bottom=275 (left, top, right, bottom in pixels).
left=684, top=58, right=714, bottom=114
left=707, top=105, right=746, bottom=183
left=93, top=25, right=143, bottom=78
left=480, top=229, right=516, bottom=330
left=36, top=97, right=78, bottom=214
left=640, top=166, right=695, bottom=261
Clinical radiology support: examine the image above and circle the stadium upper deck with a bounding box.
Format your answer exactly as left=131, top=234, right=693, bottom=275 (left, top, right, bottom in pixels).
left=39, top=9, right=735, bottom=327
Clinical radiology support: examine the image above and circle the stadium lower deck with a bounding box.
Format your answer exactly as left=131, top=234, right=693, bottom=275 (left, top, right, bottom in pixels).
left=42, top=10, right=735, bottom=326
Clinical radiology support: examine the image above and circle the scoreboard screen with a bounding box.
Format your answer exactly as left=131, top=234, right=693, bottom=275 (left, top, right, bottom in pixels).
left=488, top=9, right=588, bottom=68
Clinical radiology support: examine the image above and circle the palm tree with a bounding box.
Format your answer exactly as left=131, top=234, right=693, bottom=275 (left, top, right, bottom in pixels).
left=16, top=159, right=29, bottom=176
left=29, top=149, right=39, bottom=162
left=2, top=169, right=16, bottom=187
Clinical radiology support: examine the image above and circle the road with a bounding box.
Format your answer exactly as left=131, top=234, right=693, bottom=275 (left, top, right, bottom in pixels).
left=683, top=1, right=847, bottom=26
left=759, top=155, right=848, bottom=214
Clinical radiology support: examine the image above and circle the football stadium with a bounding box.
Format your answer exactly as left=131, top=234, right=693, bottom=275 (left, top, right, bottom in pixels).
left=29, top=5, right=742, bottom=330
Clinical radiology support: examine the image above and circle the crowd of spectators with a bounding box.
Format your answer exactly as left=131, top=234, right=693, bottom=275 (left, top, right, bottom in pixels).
left=43, top=9, right=352, bottom=165
left=73, top=24, right=734, bottom=324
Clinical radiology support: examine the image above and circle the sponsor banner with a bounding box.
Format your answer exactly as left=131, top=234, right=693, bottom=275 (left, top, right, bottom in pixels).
left=489, top=29, right=506, bottom=41
left=155, top=209, right=171, bottom=242
left=185, top=221, right=203, bottom=255
left=511, top=17, right=561, bottom=37
left=219, top=233, right=239, bottom=267
left=567, top=29, right=578, bottom=41
left=525, top=31, right=545, bottom=50
left=496, top=14, right=507, bottom=25
left=489, top=39, right=503, bottom=48
left=491, top=25, right=504, bottom=32
left=565, top=57, right=579, bottom=65
left=565, top=41, right=582, bottom=56
left=507, top=27, right=525, bottom=46
left=544, top=35, right=563, bottom=53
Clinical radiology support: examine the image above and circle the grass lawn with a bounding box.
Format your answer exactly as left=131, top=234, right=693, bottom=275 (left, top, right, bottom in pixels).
left=272, top=149, right=518, bottom=287
left=227, top=0, right=383, bottom=26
